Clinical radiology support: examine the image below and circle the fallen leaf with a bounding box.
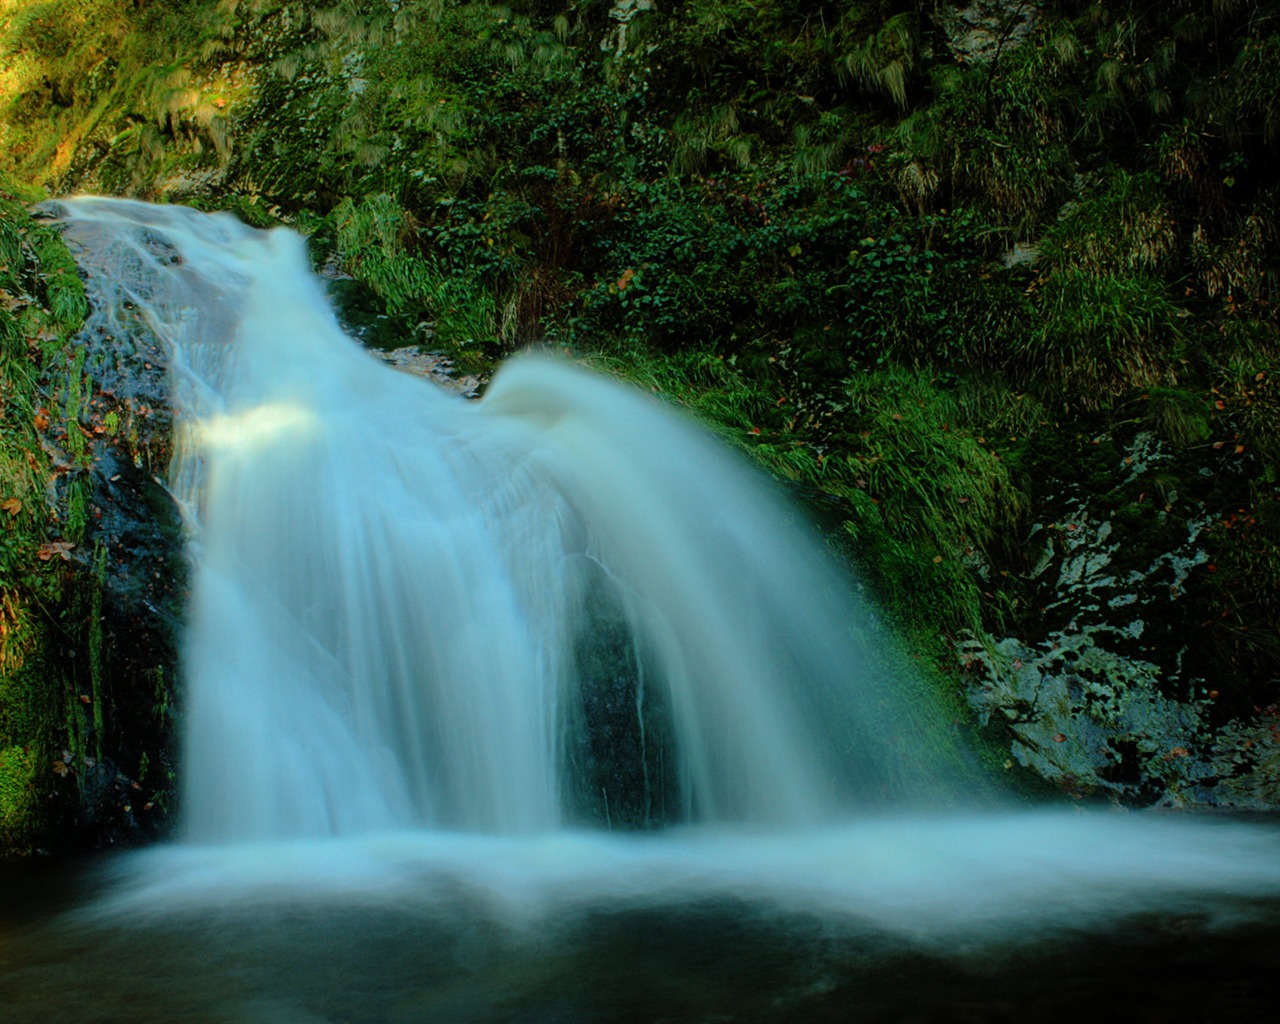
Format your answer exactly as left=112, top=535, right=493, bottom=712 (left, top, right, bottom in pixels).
left=37, top=540, right=75, bottom=561
left=1, top=497, right=20, bottom=516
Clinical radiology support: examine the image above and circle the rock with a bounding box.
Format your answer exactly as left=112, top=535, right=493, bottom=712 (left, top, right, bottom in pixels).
left=937, top=1, right=1041, bottom=65
left=966, top=427, right=1278, bottom=808
left=603, top=0, right=656, bottom=57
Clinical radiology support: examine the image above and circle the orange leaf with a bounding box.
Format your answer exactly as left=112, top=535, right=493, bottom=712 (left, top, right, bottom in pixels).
left=1, top=497, right=20, bottom=517
left=36, top=540, right=75, bottom=562
left=33, top=408, right=50, bottom=431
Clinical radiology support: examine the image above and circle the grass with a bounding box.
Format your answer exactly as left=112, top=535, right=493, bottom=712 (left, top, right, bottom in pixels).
left=1024, top=268, right=1183, bottom=404
left=0, top=172, right=90, bottom=853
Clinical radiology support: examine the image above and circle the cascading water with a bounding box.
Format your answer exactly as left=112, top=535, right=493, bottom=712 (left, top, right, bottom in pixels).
left=56, top=197, right=952, bottom=844
left=11, top=196, right=1278, bottom=1024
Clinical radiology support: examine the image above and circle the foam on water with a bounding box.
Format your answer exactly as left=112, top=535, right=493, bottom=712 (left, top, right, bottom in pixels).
left=82, top=812, right=1280, bottom=946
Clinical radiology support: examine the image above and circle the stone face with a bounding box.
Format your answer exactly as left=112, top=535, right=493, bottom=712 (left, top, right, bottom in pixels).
left=937, top=1, right=1041, bottom=65
left=604, top=0, right=656, bottom=56
left=966, top=428, right=1278, bottom=808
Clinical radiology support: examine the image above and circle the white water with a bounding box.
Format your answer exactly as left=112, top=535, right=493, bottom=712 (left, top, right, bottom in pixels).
left=51, top=199, right=1280, bottom=961
left=59, top=197, right=948, bottom=842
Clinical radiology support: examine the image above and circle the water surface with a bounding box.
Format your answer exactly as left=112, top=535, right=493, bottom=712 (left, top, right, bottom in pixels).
left=4, top=813, right=1279, bottom=1023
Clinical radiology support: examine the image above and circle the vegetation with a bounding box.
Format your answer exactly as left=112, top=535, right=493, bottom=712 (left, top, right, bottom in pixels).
left=1, top=171, right=179, bottom=853
left=2, top=0, right=1279, bottom=845
left=2, top=173, right=86, bottom=849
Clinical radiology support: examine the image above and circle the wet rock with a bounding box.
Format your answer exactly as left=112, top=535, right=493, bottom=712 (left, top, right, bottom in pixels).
left=966, top=428, right=1279, bottom=808
left=937, top=1, right=1041, bottom=65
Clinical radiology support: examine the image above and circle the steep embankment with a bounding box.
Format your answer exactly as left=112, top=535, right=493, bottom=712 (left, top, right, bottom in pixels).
left=1, top=2, right=1278, bottom=852
left=2, top=177, right=182, bottom=853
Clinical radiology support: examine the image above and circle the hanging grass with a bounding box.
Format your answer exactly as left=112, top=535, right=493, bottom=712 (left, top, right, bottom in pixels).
left=1037, top=169, right=1178, bottom=275
left=1024, top=268, right=1183, bottom=405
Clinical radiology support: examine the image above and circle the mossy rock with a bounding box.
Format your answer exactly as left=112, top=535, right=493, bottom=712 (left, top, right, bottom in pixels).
left=1, top=179, right=182, bottom=856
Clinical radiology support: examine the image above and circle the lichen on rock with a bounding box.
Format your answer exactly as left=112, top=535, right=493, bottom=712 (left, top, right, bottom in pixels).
left=967, top=426, right=1279, bottom=808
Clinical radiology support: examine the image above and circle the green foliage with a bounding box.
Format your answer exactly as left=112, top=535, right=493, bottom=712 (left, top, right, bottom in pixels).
left=3, top=0, right=1279, bottom=815
left=838, top=10, right=919, bottom=111
left=826, top=369, right=1026, bottom=639
left=334, top=193, right=501, bottom=359
left=0, top=174, right=87, bottom=853
left=1142, top=387, right=1213, bottom=447
left=582, top=340, right=779, bottom=446
left=0, top=743, right=42, bottom=849
left=894, top=26, right=1078, bottom=230
left=574, top=176, right=759, bottom=349
left=0, top=176, right=74, bottom=588
left=1025, top=268, right=1183, bottom=404
left=0, top=0, right=254, bottom=190
left=575, top=170, right=1020, bottom=379
left=1037, top=169, right=1177, bottom=274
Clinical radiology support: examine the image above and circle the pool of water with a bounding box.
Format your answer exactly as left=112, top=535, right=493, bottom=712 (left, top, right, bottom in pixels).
left=4, top=816, right=1279, bottom=1023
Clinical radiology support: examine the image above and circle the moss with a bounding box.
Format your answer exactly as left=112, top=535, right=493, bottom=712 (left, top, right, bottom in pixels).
left=0, top=743, right=42, bottom=849
left=0, top=603, right=63, bottom=853
left=88, top=543, right=107, bottom=763
left=0, top=171, right=120, bottom=854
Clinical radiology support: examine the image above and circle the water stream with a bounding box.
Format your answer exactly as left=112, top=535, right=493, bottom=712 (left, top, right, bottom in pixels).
left=3, top=198, right=1277, bottom=1022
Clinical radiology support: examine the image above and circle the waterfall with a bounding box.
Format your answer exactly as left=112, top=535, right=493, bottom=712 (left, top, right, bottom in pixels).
left=56, top=198, right=953, bottom=843
left=38, top=201, right=1280, bottom=1008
